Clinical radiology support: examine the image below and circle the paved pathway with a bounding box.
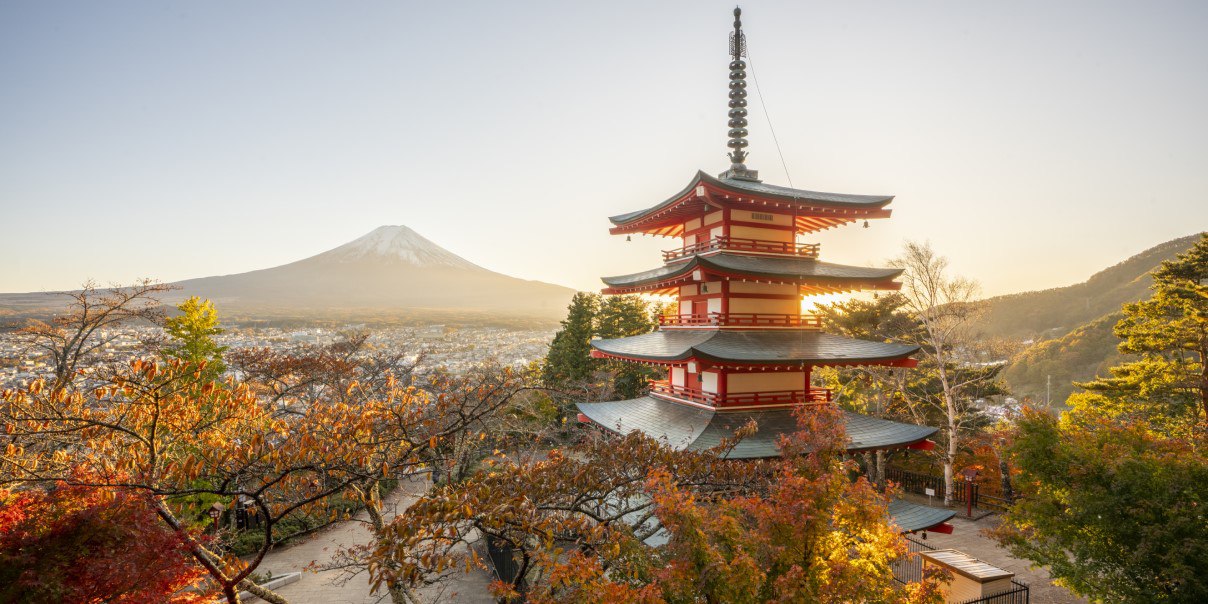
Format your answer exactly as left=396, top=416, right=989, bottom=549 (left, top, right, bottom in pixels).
left=246, top=476, right=494, bottom=604
left=908, top=498, right=1086, bottom=604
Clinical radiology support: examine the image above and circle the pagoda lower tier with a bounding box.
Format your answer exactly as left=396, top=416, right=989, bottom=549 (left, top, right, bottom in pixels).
left=576, top=396, right=936, bottom=459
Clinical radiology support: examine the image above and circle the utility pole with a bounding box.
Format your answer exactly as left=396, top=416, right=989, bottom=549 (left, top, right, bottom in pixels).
left=1046, top=374, right=1052, bottom=408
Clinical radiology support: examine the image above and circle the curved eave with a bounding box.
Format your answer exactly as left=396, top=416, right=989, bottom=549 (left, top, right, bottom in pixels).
left=576, top=396, right=937, bottom=459
left=888, top=499, right=958, bottom=534
left=589, top=331, right=920, bottom=366
left=600, top=254, right=904, bottom=296
left=608, top=171, right=895, bottom=237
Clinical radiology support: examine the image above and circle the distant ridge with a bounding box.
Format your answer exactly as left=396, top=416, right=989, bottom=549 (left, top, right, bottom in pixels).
left=977, top=233, right=1202, bottom=341
left=981, top=232, right=1203, bottom=405
left=0, top=226, right=576, bottom=322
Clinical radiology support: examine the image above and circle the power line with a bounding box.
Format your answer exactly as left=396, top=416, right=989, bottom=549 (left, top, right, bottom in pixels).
left=745, top=47, right=795, bottom=189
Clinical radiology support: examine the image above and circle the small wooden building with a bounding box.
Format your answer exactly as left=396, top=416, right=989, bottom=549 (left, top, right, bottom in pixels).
left=918, top=549, right=1016, bottom=603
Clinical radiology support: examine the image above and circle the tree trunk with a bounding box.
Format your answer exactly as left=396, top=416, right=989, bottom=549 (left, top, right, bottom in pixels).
left=875, top=449, right=886, bottom=488
left=937, top=362, right=958, bottom=507
left=237, top=579, right=289, bottom=604
left=999, top=457, right=1014, bottom=501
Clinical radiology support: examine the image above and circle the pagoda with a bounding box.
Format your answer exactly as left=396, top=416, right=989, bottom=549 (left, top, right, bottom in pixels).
left=577, top=8, right=954, bottom=534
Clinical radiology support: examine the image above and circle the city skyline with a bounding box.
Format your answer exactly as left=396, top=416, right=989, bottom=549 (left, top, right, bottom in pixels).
left=2, top=1, right=1206, bottom=298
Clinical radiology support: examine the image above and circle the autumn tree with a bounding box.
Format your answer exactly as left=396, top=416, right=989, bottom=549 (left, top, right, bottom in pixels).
left=892, top=242, right=1002, bottom=505
left=161, top=296, right=228, bottom=380
left=0, top=475, right=208, bottom=603
left=16, top=279, right=174, bottom=389
left=0, top=359, right=417, bottom=603
left=371, top=408, right=943, bottom=603
left=228, top=330, right=418, bottom=414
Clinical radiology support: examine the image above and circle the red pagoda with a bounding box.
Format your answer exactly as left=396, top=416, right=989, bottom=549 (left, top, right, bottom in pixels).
left=577, top=7, right=954, bottom=534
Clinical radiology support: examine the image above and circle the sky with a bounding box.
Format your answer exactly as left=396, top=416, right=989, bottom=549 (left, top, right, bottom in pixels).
left=2, top=1, right=1206, bottom=298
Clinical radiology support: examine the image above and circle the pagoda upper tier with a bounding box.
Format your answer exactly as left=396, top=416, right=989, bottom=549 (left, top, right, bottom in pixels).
left=609, top=171, right=894, bottom=237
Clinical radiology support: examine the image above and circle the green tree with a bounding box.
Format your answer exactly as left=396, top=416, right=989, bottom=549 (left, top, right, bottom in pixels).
left=816, top=294, right=920, bottom=484
left=993, top=409, right=1208, bottom=603
left=1071, top=232, right=1208, bottom=437
left=543, top=292, right=601, bottom=386
left=997, top=235, right=1208, bottom=603
left=596, top=295, right=658, bottom=399
left=162, top=296, right=228, bottom=378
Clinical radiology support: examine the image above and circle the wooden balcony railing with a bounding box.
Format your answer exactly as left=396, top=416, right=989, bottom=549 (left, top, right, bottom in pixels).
left=649, top=381, right=832, bottom=407
left=659, top=313, right=822, bottom=329
left=663, top=236, right=820, bottom=262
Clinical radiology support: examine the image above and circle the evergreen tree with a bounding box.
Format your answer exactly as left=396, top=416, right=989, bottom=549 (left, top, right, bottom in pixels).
left=543, top=292, right=600, bottom=386
left=596, top=295, right=658, bottom=399
left=997, top=234, right=1208, bottom=603
left=161, top=296, right=227, bottom=379
left=1071, top=232, right=1208, bottom=436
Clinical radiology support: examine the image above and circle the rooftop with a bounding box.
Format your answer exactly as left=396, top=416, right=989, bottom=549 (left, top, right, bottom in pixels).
left=608, top=171, right=895, bottom=236
left=601, top=252, right=903, bottom=295
left=577, top=395, right=936, bottom=458
left=591, top=330, right=919, bottom=366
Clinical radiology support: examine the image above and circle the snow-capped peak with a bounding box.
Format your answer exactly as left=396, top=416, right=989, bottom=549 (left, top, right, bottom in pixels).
left=316, top=225, right=485, bottom=270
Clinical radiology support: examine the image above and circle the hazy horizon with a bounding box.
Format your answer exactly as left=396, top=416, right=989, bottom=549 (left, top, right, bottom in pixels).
left=3, top=1, right=1207, bottom=298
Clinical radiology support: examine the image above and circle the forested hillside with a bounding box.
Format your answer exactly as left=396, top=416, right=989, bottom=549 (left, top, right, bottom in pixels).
left=978, top=234, right=1200, bottom=341
left=985, top=233, right=1202, bottom=406
left=999, top=313, right=1123, bottom=405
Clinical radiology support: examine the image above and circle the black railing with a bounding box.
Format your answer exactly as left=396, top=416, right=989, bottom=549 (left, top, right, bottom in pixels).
left=885, top=466, right=980, bottom=509
left=484, top=536, right=525, bottom=593
left=891, top=534, right=934, bottom=584
left=958, top=581, right=1031, bottom=604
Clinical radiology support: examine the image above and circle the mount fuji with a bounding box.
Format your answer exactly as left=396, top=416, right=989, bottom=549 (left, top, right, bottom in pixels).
left=167, top=225, right=575, bottom=317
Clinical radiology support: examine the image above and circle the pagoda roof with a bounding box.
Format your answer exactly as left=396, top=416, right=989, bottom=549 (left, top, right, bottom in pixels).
left=601, top=253, right=902, bottom=295
left=887, top=500, right=958, bottom=534
left=609, top=171, right=895, bottom=236
left=591, top=330, right=919, bottom=366
left=576, top=395, right=936, bottom=458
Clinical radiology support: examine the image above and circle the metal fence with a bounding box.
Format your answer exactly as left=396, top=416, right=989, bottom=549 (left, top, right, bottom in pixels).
left=893, top=535, right=1029, bottom=604
left=891, top=534, right=934, bottom=584
left=884, top=466, right=999, bottom=514
left=956, top=581, right=1030, bottom=604
left=484, top=536, right=525, bottom=593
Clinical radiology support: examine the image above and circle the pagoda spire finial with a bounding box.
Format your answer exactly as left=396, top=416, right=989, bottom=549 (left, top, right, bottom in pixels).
left=721, top=6, right=760, bottom=182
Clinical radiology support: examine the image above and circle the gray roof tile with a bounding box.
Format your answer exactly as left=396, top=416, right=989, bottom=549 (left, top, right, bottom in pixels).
left=577, top=396, right=937, bottom=459
left=610, top=171, right=894, bottom=226
left=591, top=330, right=919, bottom=364
left=602, top=253, right=902, bottom=288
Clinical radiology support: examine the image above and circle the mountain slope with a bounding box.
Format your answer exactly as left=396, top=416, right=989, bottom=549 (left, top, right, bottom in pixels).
left=171, top=225, right=575, bottom=316
left=988, top=232, right=1203, bottom=406
left=978, top=234, right=1201, bottom=341
left=1000, top=312, right=1124, bottom=405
